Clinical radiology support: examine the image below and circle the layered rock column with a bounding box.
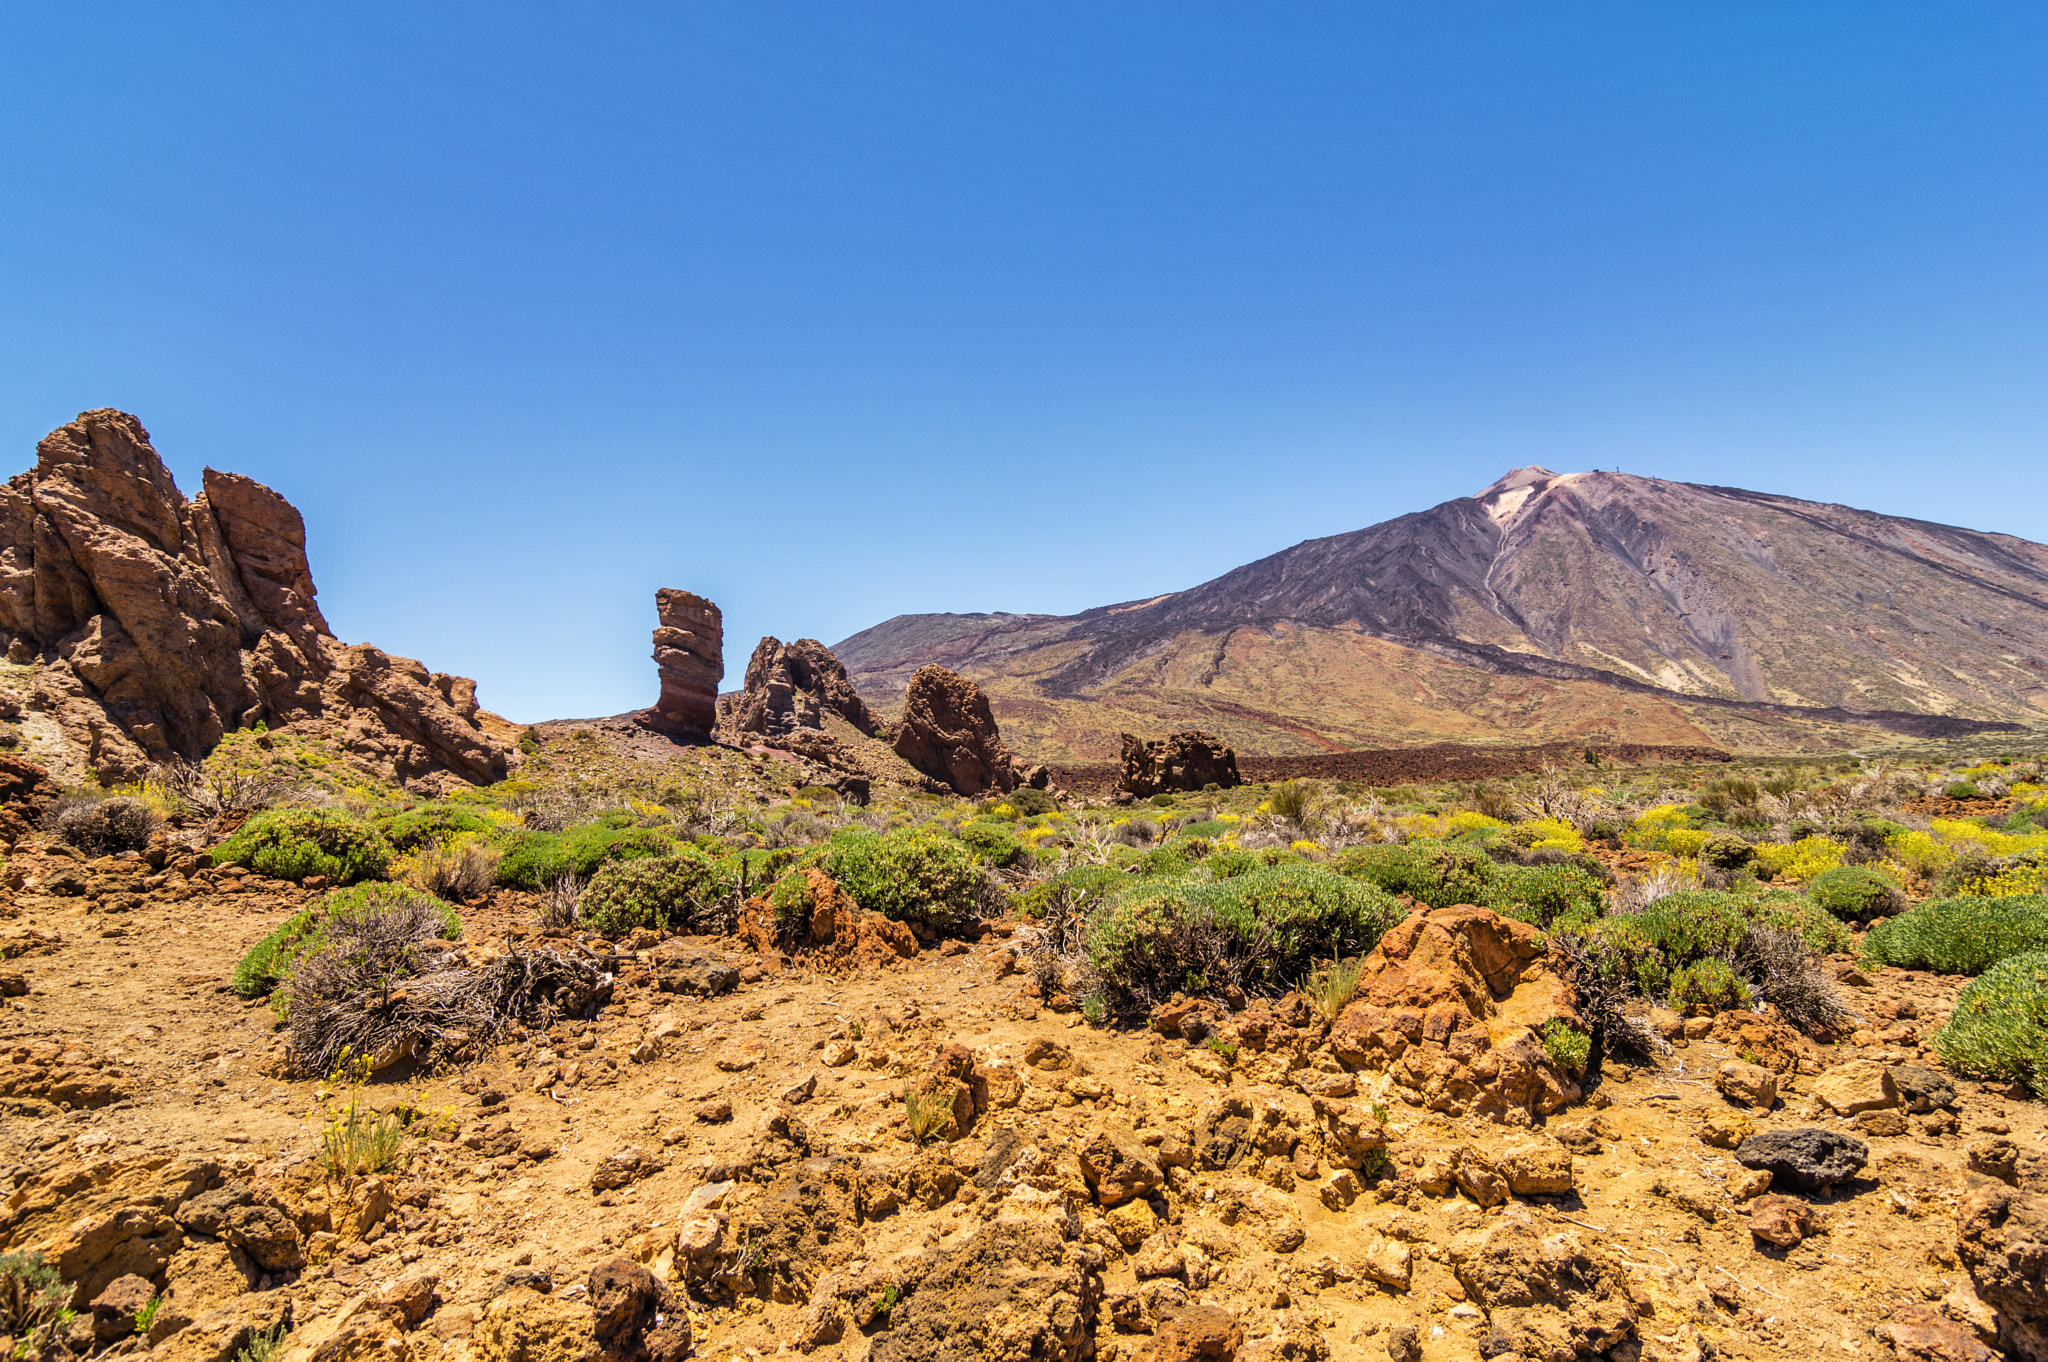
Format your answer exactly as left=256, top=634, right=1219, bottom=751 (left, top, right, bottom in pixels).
left=651, top=589, right=723, bottom=735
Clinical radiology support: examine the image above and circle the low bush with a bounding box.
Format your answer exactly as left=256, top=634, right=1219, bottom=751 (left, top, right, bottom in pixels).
left=1203, top=865, right=1405, bottom=981
left=1861, top=895, right=2048, bottom=975
left=398, top=836, right=502, bottom=901
left=1805, top=865, right=1906, bottom=922
left=0, top=1250, right=73, bottom=1353
left=577, top=847, right=730, bottom=936
left=495, top=823, right=674, bottom=890
left=1008, top=787, right=1058, bottom=817
left=212, top=809, right=392, bottom=884
left=1945, top=780, right=1981, bottom=800
left=233, top=883, right=459, bottom=1000
left=1485, top=862, right=1606, bottom=928
left=1699, top=832, right=1754, bottom=871
left=378, top=804, right=496, bottom=852
left=1540, top=1018, right=1591, bottom=1074
left=1335, top=841, right=1494, bottom=908
left=1566, top=887, right=1846, bottom=1025
left=1670, top=957, right=1750, bottom=1013
left=48, top=794, right=162, bottom=855
left=822, top=827, right=985, bottom=931
left=957, top=822, right=1029, bottom=869
left=1933, top=951, right=2048, bottom=1095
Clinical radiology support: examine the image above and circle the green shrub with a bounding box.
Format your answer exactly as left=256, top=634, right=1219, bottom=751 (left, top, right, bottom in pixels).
left=822, top=828, right=985, bottom=931
left=1540, top=1019, right=1591, bottom=1074
left=1933, top=951, right=2048, bottom=1095
left=1485, top=862, right=1606, bottom=928
left=1669, top=957, right=1750, bottom=1012
left=1013, top=864, right=1127, bottom=921
left=578, top=847, right=729, bottom=935
left=1137, top=845, right=1195, bottom=877
left=1268, top=780, right=1313, bottom=823
left=1805, top=866, right=1906, bottom=922
left=1202, top=865, right=1405, bottom=979
left=1179, top=820, right=1227, bottom=840
left=212, top=809, right=393, bottom=884
left=378, top=804, right=495, bottom=852
left=1945, top=780, right=1981, bottom=800
left=1206, top=850, right=1261, bottom=880
left=0, top=1249, right=73, bottom=1349
left=496, top=823, right=675, bottom=890
left=1862, top=895, right=2048, bottom=975
left=957, top=822, right=1028, bottom=869
left=1699, top=832, right=1755, bottom=871
left=1008, top=787, right=1058, bottom=817
left=1570, top=888, right=1845, bottom=1002
left=1335, top=842, right=1496, bottom=908
left=232, top=883, right=458, bottom=999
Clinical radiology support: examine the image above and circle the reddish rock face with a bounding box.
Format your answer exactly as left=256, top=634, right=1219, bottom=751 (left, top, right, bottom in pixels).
left=651, top=588, right=723, bottom=735
left=727, top=636, right=879, bottom=740
left=1118, top=730, right=1242, bottom=797
left=892, top=664, right=1016, bottom=795
left=0, top=409, right=515, bottom=790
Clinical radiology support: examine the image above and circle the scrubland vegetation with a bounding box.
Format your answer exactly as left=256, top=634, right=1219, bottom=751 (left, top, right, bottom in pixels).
left=47, top=722, right=2048, bottom=1096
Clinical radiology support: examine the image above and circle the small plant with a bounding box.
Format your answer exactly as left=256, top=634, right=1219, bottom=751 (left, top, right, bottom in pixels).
left=211, top=808, right=393, bottom=884
left=1205, top=1035, right=1239, bottom=1063
left=1081, top=993, right=1107, bottom=1025
left=1946, top=780, right=1982, bottom=800
left=903, top=1086, right=956, bottom=1144
left=872, top=1283, right=902, bottom=1319
left=0, top=1252, right=72, bottom=1358
left=235, top=1320, right=288, bottom=1362
left=1805, top=865, right=1905, bottom=923
left=1268, top=780, right=1314, bottom=824
left=133, top=1295, right=163, bottom=1335
left=1371, top=1102, right=1390, bottom=1126
left=1740, top=1048, right=1763, bottom=1066
left=1360, top=1147, right=1391, bottom=1181
left=535, top=874, right=583, bottom=931
left=1539, top=1018, right=1591, bottom=1074
left=848, top=1021, right=864, bottom=1042
left=310, top=1050, right=436, bottom=1185
left=1669, top=957, right=1751, bottom=1014
left=47, top=794, right=162, bottom=855
left=1302, top=956, right=1364, bottom=1023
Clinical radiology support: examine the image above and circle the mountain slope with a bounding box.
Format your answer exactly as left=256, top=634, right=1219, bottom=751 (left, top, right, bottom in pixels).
left=836, top=469, right=2047, bottom=760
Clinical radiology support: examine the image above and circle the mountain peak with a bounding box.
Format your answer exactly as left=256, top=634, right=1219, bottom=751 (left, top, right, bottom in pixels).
left=1474, top=465, right=1562, bottom=500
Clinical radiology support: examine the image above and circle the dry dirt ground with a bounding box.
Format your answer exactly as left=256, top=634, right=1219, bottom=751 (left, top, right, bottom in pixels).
left=0, top=846, right=2042, bottom=1362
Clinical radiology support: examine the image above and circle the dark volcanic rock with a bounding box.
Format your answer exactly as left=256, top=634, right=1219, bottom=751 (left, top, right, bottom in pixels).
left=0, top=409, right=515, bottom=790
left=1735, top=1127, right=1868, bottom=1193
left=1117, top=729, right=1242, bottom=797
left=892, top=665, right=1017, bottom=796
left=650, top=588, right=723, bottom=736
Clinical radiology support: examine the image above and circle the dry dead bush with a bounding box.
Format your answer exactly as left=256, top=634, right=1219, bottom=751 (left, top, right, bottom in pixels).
left=157, top=758, right=302, bottom=816
left=1736, top=927, right=1858, bottom=1037
left=1519, top=766, right=1599, bottom=830
left=403, top=839, right=502, bottom=901
left=535, top=874, right=584, bottom=930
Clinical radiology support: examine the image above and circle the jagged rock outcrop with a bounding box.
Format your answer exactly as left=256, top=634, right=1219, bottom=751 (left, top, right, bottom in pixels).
left=0, top=410, right=515, bottom=790
left=892, top=664, right=1016, bottom=796
left=1116, top=729, right=1241, bottom=797
left=1329, top=902, right=1581, bottom=1124
left=650, top=589, right=723, bottom=736
left=725, top=636, right=879, bottom=740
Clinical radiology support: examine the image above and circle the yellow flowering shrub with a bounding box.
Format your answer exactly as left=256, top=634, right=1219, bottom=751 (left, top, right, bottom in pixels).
left=1447, top=810, right=1508, bottom=836
left=1289, top=839, right=1322, bottom=855
left=1520, top=817, right=1584, bottom=853
left=1968, top=862, right=2048, bottom=896
left=1662, top=828, right=1709, bottom=858
left=1752, top=836, right=1846, bottom=884
left=1931, top=818, right=2048, bottom=857
left=1884, top=830, right=1953, bottom=878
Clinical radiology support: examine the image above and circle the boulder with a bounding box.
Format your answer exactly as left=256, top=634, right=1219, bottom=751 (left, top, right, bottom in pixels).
left=1893, top=1065, right=1959, bottom=1115
left=1079, top=1125, right=1164, bottom=1209
left=1148, top=1305, right=1243, bottom=1361
left=0, top=410, right=516, bottom=789
left=867, top=1222, right=1101, bottom=1362
left=1876, top=1305, right=1999, bottom=1362
left=1810, top=1060, right=1898, bottom=1116
left=1734, top=1128, right=1868, bottom=1194
left=470, top=1286, right=600, bottom=1362
left=891, top=665, right=1016, bottom=795
left=1956, top=1181, right=2048, bottom=1362
left=175, top=1184, right=304, bottom=1272
left=586, top=1258, right=689, bottom=1362
left=1449, top=1205, right=1636, bottom=1361
left=1748, top=1194, right=1821, bottom=1247
left=726, top=636, right=879, bottom=741
left=1328, top=903, right=1580, bottom=1124
left=1117, top=731, right=1242, bottom=798
left=1714, top=1060, right=1777, bottom=1110
left=649, top=588, right=722, bottom=736
left=89, top=1273, right=156, bottom=1344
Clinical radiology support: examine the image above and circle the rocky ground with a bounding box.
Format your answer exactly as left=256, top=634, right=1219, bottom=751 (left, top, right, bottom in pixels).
left=0, top=829, right=2043, bottom=1362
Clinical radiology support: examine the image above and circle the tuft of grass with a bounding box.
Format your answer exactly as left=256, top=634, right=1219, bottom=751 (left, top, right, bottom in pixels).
left=314, top=1052, right=413, bottom=1183
left=1302, top=956, right=1365, bottom=1024
left=903, top=1086, right=956, bottom=1144
left=235, top=1321, right=288, bottom=1362
left=134, top=1295, right=163, bottom=1335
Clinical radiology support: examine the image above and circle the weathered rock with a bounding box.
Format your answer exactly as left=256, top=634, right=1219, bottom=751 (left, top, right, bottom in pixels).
left=1748, top=1193, right=1822, bottom=1247
left=1495, top=1139, right=1575, bottom=1197
left=1956, top=1181, right=2048, bottom=1362
left=148, top=1293, right=294, bottom=1362
left=1810, top=1060, right=1898, bottom=1116
left=1449, top=1205, right=1636, bottom=1361
left=736, top=868, right=916, bottom=969
left=1117, top=731, right=1242, bottom=798
left=89, top=1273, right=155, bottom=1344
left=1715, top=1059, right=1778, bottom=1110
left=471, top=1286, right=600, bottom=1362
left=1893, top=1065, right=1959, bottom=1115
left=867, top=1222, right=1101, bottom=1362
left=586, top=1258, right=688, bottom=1362
left=1329, top=903, right=1580, bottom=1123
left=176, top=1184, right=304, bottom=1272
left=589, top=1148, right=655, bottom=1193
left=0, top=410, right=516, bottom=789
left=1387, top=1324, right=1422, bottom=1362
left=1734, top=1128, right=1868, bottom=1193
left=1876, top=1305, right=1999, bottom=1362
left=371, top=1271, right=441, bottom=1328
left=1080, top=1125, right=1164, bottom=1209
left=892, top=665, right=1016, bottom=796
left=649, top=588, right=722, bottom=736
left=1149, top=1304, right=1243, bottom=1360
left=726, top=636, right=879, bottom=741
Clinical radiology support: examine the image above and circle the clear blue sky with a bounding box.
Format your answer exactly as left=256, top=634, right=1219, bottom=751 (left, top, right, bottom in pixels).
left=3, top=5, right=2044, bottom=723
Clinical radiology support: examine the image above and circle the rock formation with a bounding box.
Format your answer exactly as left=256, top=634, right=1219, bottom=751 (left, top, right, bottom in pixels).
left=892, top=664, right=1016, bottom=796
left=1328, top=902, right=1581, bottom=1123
left=0, top=409, right=516, bottom=790
left=650, top=589, right=723, bottom=736
left=724, top=636, right=879, bottom=740
left=1116, top=729, right=1241, bottom=797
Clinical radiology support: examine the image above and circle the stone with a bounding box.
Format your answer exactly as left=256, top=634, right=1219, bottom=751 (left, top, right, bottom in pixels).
left=1328, top=903, right=1580, bottom=1123
left=1213, top=1180, right=1304, bottom=1253
left=1955, top=1182, right=2048, bottom=1362
left=1148, top=1305, right=1243, bottom=1361
left=176, top=1184, right=305, bottom=1272
left=1714, top=1060, right=1777, bottom=1110
left=1968, top=1138, right=2023, bottom=1186
left=274, top=1298, right=409, bottom=1362
left=470, top=1286, right=600, bottom=1362
left=1697, top=1111, right=1755, bottom=1150
left=586, top=1258, right=689, bottom=1362
left=1080, top=1125, right=1164, bottom=1208
left=1893, top=1065, right=1959, bottom=1115
left=1810, top=1060, right=1898, bottom=1116
left=868, top=1222, right=1100, bottom=1362
left=1449, top=1205, right=1636, bottom=1360
left=648, top=589, right=722, bottom=736
left=372, top=1272, right=442, bottom=1328
left=891, top=665, right=1017, bottom=796
left=1857, top=1108, right=1910, bottom=1137
left=1748, top=1194, right=1821, bottom=1247
left=148, top=1294, right=295, bottom=1362
left=89, top=1273, right=155, bottom=1344
left=1734, top=1128, right=1868, bottom=1193
left=1103, top=1198, right=1158, bottom=1250
left=1360, top=1234, right=1413, bottom=1291
left=1496, top=1139, right=1575, bottom=1197
left=1388, top=1325, right=1422, bottom=1362
left=0, top=410, right=515, bottom=789
left=1876, top=1305, right=1999, bottom=1362
left=1116, top=731, right=1242, bottom=798
left=590, top=1147, right=654, bottom=1193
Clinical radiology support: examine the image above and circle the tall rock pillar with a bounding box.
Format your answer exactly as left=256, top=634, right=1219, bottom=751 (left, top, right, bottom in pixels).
left=652, top=588, right=722, bottom=736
